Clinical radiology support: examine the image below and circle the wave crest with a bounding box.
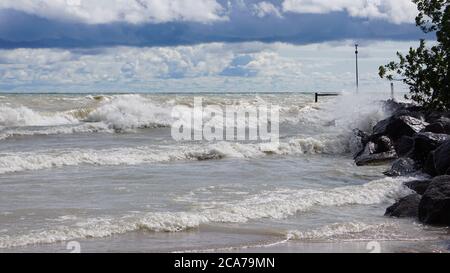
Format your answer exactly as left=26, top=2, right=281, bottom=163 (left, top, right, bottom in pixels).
left=0, top=105, right=78, bottom=128
left=84, top=95, right=173, bottom=130
left=0, top=177, right=411, bottom=248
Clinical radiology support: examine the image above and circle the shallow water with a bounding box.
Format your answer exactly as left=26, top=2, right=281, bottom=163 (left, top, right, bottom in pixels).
left=0, top=92, right=448, bottom=252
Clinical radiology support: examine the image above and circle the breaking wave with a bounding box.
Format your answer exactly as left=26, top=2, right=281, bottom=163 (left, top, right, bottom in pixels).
left=0, top=105, right=78, bottom=128
left=0, top=95, right=173, bottom=137
left=184, top=220, right=438, bottom=252
left=286, top=222, right=401, bottom=241
left=0, top=177, right=412, bottom=248
left=0, top=93, right=390, bottom=141
left=0, top=123, right=113, bottom=141
left=0, top=135, right=351, bottom=174
left=84, top=95, right=173, bottom=130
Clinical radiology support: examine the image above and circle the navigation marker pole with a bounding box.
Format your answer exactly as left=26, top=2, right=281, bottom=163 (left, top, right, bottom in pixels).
left=355, top=43, right=359, bottom=92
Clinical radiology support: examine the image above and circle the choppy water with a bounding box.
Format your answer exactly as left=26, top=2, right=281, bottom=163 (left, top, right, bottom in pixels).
left=0, top=92, right=448, bottom=253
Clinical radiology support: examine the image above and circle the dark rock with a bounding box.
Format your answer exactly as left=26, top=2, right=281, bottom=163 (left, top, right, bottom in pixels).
left=355, top=135, right=398, bottom=166
left=382, top=100, right=426, bottom=121
left=192, top=152, right=224, bottom=161
left=426, top=112, right=450, bottom=123
left=382, top=99, right=410, bottom=114
left=355, top=149, right=397, bottom=166
left=410, top=132, right=450, bottom=163
left=404, top=105, right=426, bottom=114
left=424, top=140, right=450, bottom=176
left=394, top=136, right=414, bottom=157
left=424, top=117, right=450, bottom=134
left=373, top=115, right=429, bottom=140
left=384, top=158, right=417, bottom=177
left=353, top=129, right=370, bottom=143
left=392, top=109, right=426, bottom=120
left=362, top=141, right=377, bottom=155
left=350, top=129, right=370, bottom=158
left=419, top=175, right=450, bottom=225
left=404, top=180, right=432, bottom=195
left=423, top=152, right=437, bottom=176
left=433, top=141, right=450, bottom=175
left=374, top=136, right=395, bottom=153
left=382, top=100, right=424, bottom=115
left=385, top=194, right=421, bottom=218
left=425, top=123, right=449, bottom=134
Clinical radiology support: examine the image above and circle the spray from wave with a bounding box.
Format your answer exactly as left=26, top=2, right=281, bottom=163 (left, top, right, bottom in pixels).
left=0, top=93, right=396, bottom=173
left=0, top=92, right=390, bottom=139
left=84, top=95, right=173, bottom=130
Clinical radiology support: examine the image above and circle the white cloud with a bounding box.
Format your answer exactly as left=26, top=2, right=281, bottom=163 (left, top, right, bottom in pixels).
left=0, top=44, right=202, bottom=84
left=282, top=0, right=418, bottom=24
left=0, top=0, right=226, bottom=24
left=0, top=43, right=299, bottom=84
left=0, top=41, right=419, bottom=92
left=0, top=0, right=420, bottom=25
left=252, top=2, right=283, bottom=18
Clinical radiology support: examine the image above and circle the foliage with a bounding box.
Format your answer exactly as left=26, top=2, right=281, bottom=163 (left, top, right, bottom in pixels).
left=379, top=0, right=450, bottom=110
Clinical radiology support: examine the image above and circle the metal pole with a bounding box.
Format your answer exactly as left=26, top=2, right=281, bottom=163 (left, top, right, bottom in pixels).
left=355, top=44, right=359, bottom=92
left=390, top=82, right=394, bottom=100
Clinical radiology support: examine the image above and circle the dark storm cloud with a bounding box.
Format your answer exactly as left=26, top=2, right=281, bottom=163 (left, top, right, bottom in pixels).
left=0, top=7, right=426, bottom=49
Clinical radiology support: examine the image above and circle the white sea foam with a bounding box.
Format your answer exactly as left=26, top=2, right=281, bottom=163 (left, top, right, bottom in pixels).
left=0, top=105, right=78, bottom=127
left=286, top=221, right=443, bottom=243
left=0, top=94, right=286, bottom=138
left=179, top=221, right=426, bottom=253
left=0, top=93, right=390, bottom=143
left=0, top=177, right=412, bottom=248
left=0, top=123, right=113, bottom=140
left=286, top=222, right=400, bottom=241
left=0, top=95, right=174, bottom=137
left=85, top=95, right=173, bottom=130
left=0, top=134, right=352, bottom=174
left=84, top=94, right=286, bottom=131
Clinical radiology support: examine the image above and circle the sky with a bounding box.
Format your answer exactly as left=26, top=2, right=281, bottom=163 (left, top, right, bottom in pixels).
left=0, top=0, right=433, bottom=93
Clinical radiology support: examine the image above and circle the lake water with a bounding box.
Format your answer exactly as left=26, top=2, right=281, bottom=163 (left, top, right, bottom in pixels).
left=0, top=92, right=448, bottom=252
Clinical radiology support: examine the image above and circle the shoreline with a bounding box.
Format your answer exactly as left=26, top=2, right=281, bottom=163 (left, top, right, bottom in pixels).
left=2, top=229, right=448, bottom=253
left=352, top=99, right=450, bottom=228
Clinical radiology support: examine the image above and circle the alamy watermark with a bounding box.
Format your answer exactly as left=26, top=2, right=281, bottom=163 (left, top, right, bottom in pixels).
left=171, top=97, right=279, bottom=144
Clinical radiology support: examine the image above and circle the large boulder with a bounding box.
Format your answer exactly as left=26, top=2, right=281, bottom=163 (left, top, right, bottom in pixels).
left=354, top=137, right=398, bottom=166
left=382, top=100, right=425, bottom=118
left=385, top=194, right=421, bottom=218
left=404, top=180, right=432, bottom=195
left=410, top=132, right=450, bottom=163
left=433, top=141, right=450, bottom=175
left=425, top=112, right=450, bottom=123
left=359, top=141, right=377, bottom=156
left=350, top=129, right=370, bottom=158
left=419, top=175, right=450, bottom=225
left=424, top=140, right=450, bottom=176
left=394, top=136, right=415, bottom=157
left=423, top=153, right=437, bottom=176
left=424, top=117, right=450, bottom=134
left=382, top=99, right=410, bottom=114
left=355, top=148, right=397, bottom=166
left=392, top=109, right=426, bottom=120
left=384, top=158, right=417, bottom=177
left=373, top=115, right=429, bottom=140
left=374, top=136, right=395, bottom=153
